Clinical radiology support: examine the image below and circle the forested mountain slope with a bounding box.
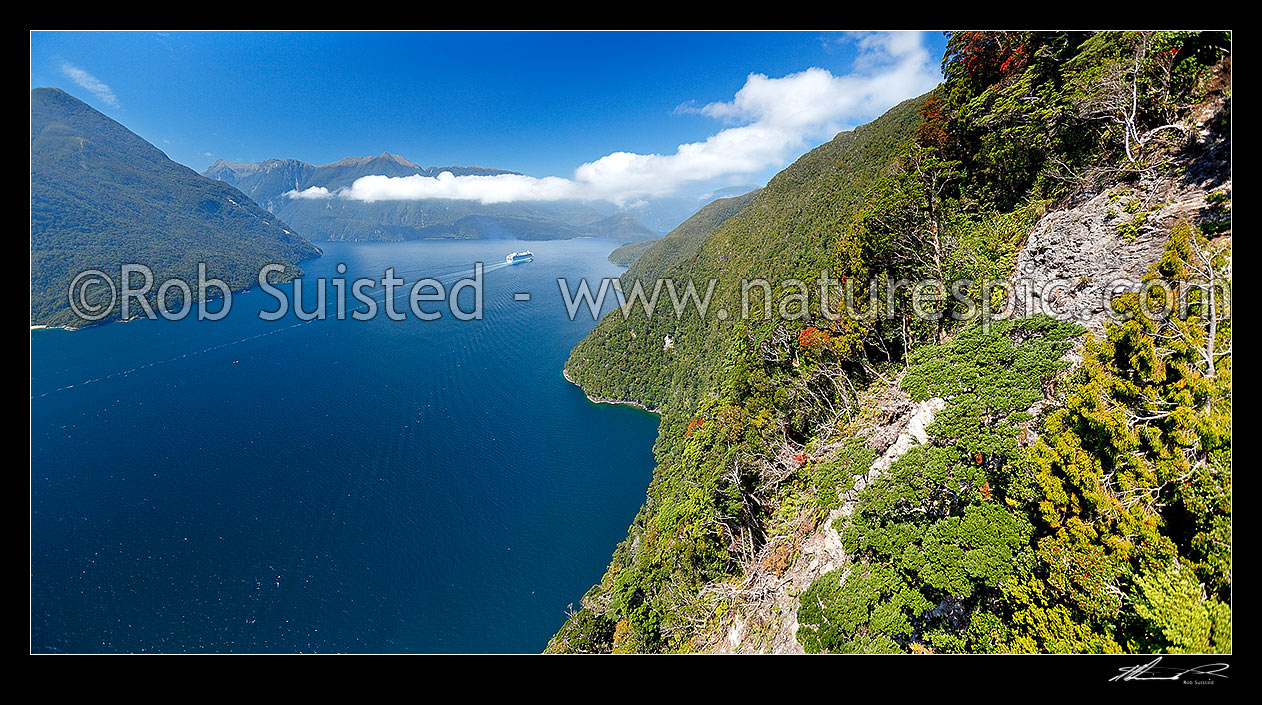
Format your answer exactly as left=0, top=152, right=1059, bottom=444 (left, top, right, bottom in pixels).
left=30, top=88, right=321, bottom=328
left=550, top=31, right=1230, bottom=654
left=564, top=93, right=924, bottom=416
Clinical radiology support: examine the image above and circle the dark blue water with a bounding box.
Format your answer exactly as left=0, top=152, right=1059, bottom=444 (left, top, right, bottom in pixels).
left=30, top=239, right=657, bottom=653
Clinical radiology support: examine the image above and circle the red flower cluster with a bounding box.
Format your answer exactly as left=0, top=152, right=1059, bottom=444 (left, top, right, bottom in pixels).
left=998, top=43, right=1028, bottom=74
left=798, top=327, right=831, bottom=349
left=952, top=32, right=1032, bottom=84
left=915, top=96, right=949, bottom=148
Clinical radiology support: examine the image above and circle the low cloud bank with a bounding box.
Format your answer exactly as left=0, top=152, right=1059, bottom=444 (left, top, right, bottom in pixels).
left=287, top=32, right=940, bottom=206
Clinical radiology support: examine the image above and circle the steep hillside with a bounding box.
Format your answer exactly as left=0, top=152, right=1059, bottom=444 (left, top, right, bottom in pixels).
left=30, top=88, right=321, bottom=328
left=563, top=90, right=925, bottom=417
left=553, top=93, right=930, bottom=652
left=550, top=31, right=1230, bottom=655
left=204, top=155, right=658, bottom=243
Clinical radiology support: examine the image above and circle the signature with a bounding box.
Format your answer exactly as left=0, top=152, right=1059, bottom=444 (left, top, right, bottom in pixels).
left=1111, top=657, right=1229, bottom=682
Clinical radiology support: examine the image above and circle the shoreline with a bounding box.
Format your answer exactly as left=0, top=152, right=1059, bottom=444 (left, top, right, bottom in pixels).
left=562, top=368, right=660, bottom=415
left=31, top=313, right=147, bottom=333
left=32, top=255, right=322, bottom=334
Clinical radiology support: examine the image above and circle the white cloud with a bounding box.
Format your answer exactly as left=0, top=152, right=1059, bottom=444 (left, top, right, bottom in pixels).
left=302, top=32, right=940, bottom=206
left=347, top=172, right=578, bottom=204
left=286, top=185, right=334, bottom=200
left=60, top=62, right=120, bottom=109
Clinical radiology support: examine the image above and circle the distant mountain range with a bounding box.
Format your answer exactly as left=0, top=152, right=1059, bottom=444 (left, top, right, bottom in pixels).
left=30, top=88, right=321, bottom=328
left=202, top=155, right=521, bottom=212
left=203, top=154, right=660, bottom=244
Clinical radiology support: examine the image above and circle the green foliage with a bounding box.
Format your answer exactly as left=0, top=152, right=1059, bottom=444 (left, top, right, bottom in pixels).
left=810, top=440, right=874, bottom=510
left=798, top=316, right=1080, bottom=653
left=1131, top=560, right=1230, bottom=653
left=1018, top=223, right=1231, bottom=651
left=1198, top=189, right=1231, bottom=235
left=797, top=564, right=926, bottom=654
left=1142, top=32, right=1232, bottom=121
left=1113, top=198, right=1154, bottom=242
left=935, top=31, right=1227, bottom=210
left=938, top=31, right=1098, bottom=209
left=546, top=607, right=617, bottom=654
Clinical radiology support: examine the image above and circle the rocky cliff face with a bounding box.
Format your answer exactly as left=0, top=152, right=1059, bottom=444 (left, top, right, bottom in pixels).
left=1012, top=97, right=1231, bottom=331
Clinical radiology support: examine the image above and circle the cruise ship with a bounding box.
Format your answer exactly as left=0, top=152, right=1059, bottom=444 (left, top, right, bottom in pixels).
left=505, top=250, right=534, bottom=264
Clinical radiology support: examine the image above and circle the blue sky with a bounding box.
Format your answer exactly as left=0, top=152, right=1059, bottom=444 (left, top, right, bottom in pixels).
left=31, top=31, right=947, bottom=204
